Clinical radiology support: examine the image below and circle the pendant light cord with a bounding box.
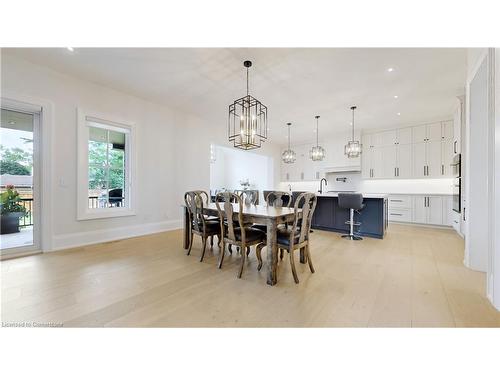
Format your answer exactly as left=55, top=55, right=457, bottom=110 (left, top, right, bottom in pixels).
left=246, top=67, right=249, bottom=96
left=316, top=117, right=319, bottom=146
left=288, top=124, right=291, bottom=149
left=352, top=108, right=355, bottom=141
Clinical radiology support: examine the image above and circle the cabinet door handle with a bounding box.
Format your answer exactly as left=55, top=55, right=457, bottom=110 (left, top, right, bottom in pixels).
left=397, top=167, right=399, bottom=177
left=394, top=167, right=397, bottom=177
left=453, top=140, right=457, bottom=154
left=423, top=166, right=426, bottom=176
left=390, top=213, right=403, bottom=216
left=441, top=164, right=444, bottom=175
left=391, top=199, right=403, bottom=202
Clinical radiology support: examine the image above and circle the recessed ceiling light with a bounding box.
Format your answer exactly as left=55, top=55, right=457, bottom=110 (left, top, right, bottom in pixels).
left=397, top=112, right=401, bottom=116
left=66, top=47, right=74, bottom=52
left=387, top=67, right=394, bottom=72
left=394, top=95, right=398, bottom=99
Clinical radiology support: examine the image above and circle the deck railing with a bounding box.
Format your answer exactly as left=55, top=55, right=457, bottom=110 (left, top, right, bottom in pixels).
left=19, top=198, right=33, bottom=227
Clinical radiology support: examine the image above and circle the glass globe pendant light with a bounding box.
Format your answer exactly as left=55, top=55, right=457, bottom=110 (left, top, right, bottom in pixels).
left=344, top=106, right=362, bottom=158
left=228, top=60, right=268, bottom=150
left=310, top=115, right=326, bottom=161
left=282, top=122, right=296, bottom=164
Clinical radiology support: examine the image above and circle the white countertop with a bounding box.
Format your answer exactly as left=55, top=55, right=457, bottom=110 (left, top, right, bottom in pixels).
left=316, top=192, right=388, bottom=199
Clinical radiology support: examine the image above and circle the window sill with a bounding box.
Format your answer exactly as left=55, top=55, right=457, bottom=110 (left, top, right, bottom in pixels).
left=77, top=208, right=136, bottom=221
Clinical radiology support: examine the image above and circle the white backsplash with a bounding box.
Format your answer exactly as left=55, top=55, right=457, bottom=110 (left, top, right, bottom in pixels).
left=278, top=173, right=454, bottom=195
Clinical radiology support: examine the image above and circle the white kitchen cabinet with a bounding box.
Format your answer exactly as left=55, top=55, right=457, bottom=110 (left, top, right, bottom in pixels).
left=441, top=139, right=454, bottom=177
left=442, top=196, right=454, bottom=227
left=427, top=196, right=443, bottom=225
left=442, top=120, right=453, bottom=141
left=426, top=140, right=443, bottom=178
left=381, top=145, right=398, bottom=178
left=452, top=99, right=463, bottom=155
left=413, top=195, right=444, bottom=225
left=412, top=142, right=427, bottom=178
left=369, top=146, right=384, bottom=178
left=413, top=196, right=427, bottom=223
left=397, top=127, right=413, bottom=145
left=412, top=122, right=442, bottom=143
left=397, top=143, right=412, bottom=178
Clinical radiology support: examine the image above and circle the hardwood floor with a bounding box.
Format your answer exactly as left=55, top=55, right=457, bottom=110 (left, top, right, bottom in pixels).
left=2, top=224, right=499, bottom=327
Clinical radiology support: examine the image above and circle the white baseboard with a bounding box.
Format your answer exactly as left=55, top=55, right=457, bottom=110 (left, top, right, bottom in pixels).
left=50, top=219, right=182, bottom=252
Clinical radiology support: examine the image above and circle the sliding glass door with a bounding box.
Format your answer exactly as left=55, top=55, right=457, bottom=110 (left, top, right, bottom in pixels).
left=0, top=106, right=40, bottom=257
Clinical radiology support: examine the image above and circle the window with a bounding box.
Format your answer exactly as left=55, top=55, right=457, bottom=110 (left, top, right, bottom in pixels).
left=77, top=109, right=135, bottom=220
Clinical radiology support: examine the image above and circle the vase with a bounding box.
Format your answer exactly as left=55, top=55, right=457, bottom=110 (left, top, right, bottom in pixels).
left=0, top=212, right=24, bottom=234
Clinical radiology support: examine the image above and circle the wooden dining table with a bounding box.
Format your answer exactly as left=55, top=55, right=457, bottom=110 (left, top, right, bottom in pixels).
left=183, top=203, right=303, bottom=286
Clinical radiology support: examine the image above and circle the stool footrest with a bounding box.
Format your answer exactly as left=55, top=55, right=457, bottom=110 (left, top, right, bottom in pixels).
left=344, top=221, right=361, bottom=226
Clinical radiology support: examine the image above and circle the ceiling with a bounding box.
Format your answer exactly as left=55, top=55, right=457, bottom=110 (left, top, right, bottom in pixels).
left=3, top=48, right=467, bottom=145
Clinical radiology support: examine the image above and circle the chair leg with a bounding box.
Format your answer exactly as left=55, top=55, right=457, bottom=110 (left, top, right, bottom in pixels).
left=238, top=244, right=246, bottom=279
left=200, top=237, right=207, bottom=262
left=306, top=244, right=315, bottom=273
left=218, top=242, right=225, bottom=269
left=246, top=246, right=250, bottom=256
left=256, top=243, right=264, bottom=271
left=187, top=232, right=194, bottom=255
left=280, top=248, right=284, bottom=260
left=289, top=248, right=299, bottom=284
left=210, top=235, right=214, bottom=249
left=217, top=234, right=221, bottom=248
left=228, top=244, right=233, bottom=254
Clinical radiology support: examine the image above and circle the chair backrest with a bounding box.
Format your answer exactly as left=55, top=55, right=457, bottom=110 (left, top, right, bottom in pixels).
left=266, top=191, right=292, bottom=208
left=184, top=191, right=206, bottom=233
left=215, top=192, right=245, bottom=243
left=238, top=190, right=258, bottom=205
left=338, top=193, right=363, bottom=210
left=192, top=190, right=210, bottom=205
left=291, top=192, right=317, bottom=245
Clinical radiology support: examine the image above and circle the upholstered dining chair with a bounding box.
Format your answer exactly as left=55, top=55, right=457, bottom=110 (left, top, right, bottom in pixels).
left=184, top=191, right=221, bottom=262
left=215, top=192, right=266, bottom=278
left=257, top=192, right=317, bottom=283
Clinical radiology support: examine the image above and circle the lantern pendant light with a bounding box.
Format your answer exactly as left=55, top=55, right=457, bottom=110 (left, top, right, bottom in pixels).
left=228, top=60, right=268, bottom=150
left=282, top=123, right=296, bottom=164
left=344, top=106, right=362, bottom=158
left=310, top=115, right=326, bottom=161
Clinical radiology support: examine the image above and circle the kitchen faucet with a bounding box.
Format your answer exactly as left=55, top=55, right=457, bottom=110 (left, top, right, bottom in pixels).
left=318, top=178, right=327, bottom=194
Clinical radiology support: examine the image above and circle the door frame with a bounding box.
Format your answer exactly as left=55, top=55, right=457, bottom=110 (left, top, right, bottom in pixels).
left=1, top=93, right=54, bottom=258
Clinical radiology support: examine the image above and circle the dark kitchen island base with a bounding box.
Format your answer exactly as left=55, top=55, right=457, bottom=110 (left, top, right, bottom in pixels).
left=311, top=195, right=388, bottom=239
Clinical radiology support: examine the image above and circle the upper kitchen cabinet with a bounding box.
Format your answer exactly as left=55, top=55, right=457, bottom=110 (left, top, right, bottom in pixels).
left=452, top=97, right=463, bottom=155
left=412, top=122, right=442, bottom=143
left=361, top=120, right=454, bottom=180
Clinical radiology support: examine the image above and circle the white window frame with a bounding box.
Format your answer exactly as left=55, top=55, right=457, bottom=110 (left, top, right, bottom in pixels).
left=77, top=108, right=136, bottom=220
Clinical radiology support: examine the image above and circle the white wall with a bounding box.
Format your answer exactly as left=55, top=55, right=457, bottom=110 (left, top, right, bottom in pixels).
left=464, top=50, right=489, bottom=272
left=210, top=145, right=272, bottom=197
left=0, top=53, right=282, bottom=250
left=494, top=48, right=500, bottom=310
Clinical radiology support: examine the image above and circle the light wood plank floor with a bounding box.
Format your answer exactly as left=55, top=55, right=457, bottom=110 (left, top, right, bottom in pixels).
left=2, top=224, right=499, bottom=327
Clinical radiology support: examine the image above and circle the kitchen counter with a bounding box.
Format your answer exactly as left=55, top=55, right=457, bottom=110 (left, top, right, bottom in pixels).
left=317, top=192, right=388, bottom=199
left=311, top=194, right=387, bottom=239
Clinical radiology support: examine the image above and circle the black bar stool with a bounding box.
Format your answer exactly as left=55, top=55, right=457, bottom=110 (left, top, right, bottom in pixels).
left=338, top=193, right=364, bottom=241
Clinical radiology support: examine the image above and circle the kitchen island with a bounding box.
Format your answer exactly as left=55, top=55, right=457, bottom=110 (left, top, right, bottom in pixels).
left=311, top=193, right=388, bottom=239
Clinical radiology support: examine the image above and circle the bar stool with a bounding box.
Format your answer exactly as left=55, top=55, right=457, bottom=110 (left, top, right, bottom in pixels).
left=338, top=193, right=364, bottom=241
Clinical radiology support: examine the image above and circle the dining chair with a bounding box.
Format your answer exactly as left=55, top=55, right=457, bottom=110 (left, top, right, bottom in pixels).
left=184, top=191, right=221, bottom=262
left=253, top=191, right=293, bottom=233
left=215, top=192, right=266, bottom=278
left=237, top=190, right=258, bottom=205
left=265, top=191, right=292, bottom=208
left=257, top=192, right=317, bottom=283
